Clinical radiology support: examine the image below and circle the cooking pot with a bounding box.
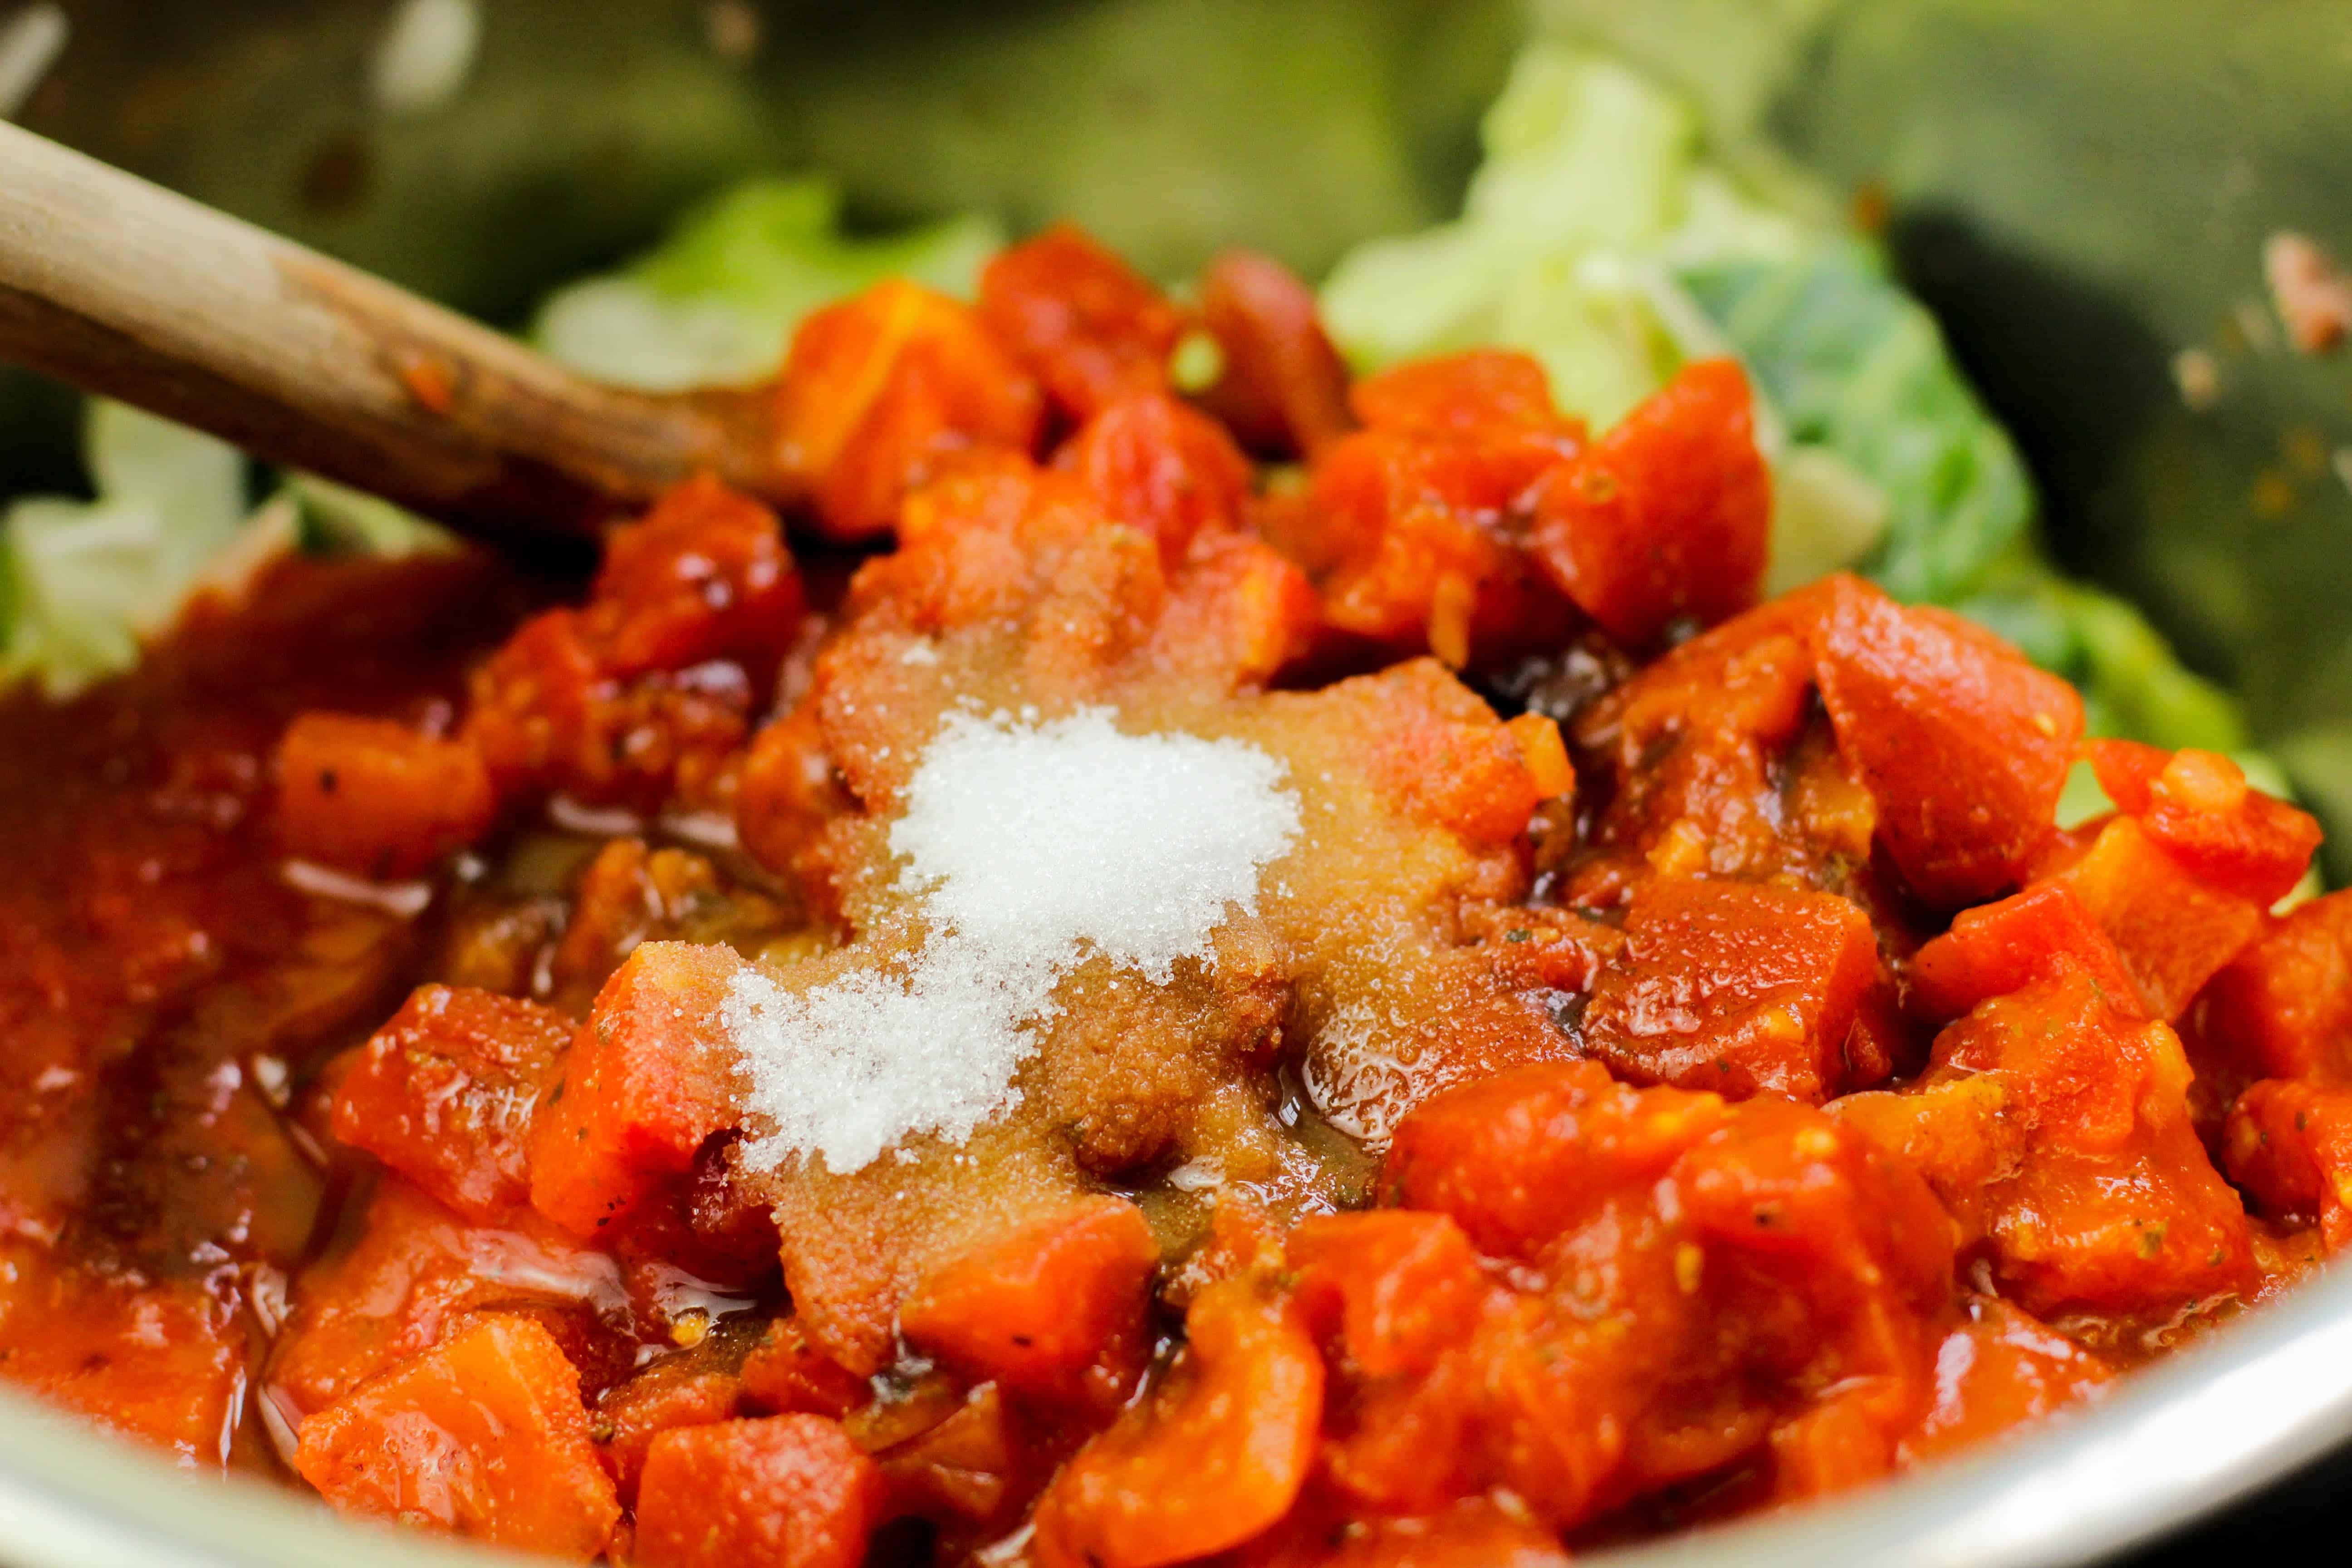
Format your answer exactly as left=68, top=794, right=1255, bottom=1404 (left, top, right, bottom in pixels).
left=2, top=1, right=2348, bottom=1563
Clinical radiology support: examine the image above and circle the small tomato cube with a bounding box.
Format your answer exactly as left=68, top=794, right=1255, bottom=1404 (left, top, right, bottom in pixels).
left=529, top=941, right=748, bottom=1238
left=898, top=1196, right=1160, bottom=1414
left=294, top=1314, right=620, bottom=1560
left=1032, top=1278, right=1323, bottom=1568
left=460, top=608, right=602, bottom=798
left=1287, top=1210, right=1485, bottom=1380
left=1192, top=249, right=1353, bottom=457
left=633, top=1415, right=885, bottom=1568
left=2223, top=1079, right=2352, bottom=1252
left=1360, top=662, right=1549, bottom=847
left=1806, top=574, right=2083, bottom=907
left=265, top=1178, right=635, bottom=1421
left=776, top=280, right=1042, bottom=541
left=589, top=1356, right=744, bottom=1505
left=980, top=225, right=1187, bottom=421
left=590, top=476, right=803, bottom=680
left=1901, top=1295, right=2114, bottom=1464
left=333, top=984, right=574, bottom=1222
left=1054, top=392, right=1254, bottom=561
left=1672, top=1098, right=1955, bottom=1313
left=275, top=713, right=493, bottom=879
left=2034, top=816, right=2265, bottom=1020
left=1931, top=967, right=2253, bottom=1320
left=1529, top=358, right=1770, bottom=649
left=2201, top=891, right=2352, bottom=1083
left=0, top=1253, right=246, bottom=1467
left=1909, top=882, right=2146, bottom=1023
left=2085, top=739, right=2321, bottom=906
left=1349, top=349, right=1563, bottom=438
left=1582, top=877, right=1887, bottom=1102
left=1383, top=1060, right=1725, bottom=1260
left=739, top=1315, right=868, bottom=1419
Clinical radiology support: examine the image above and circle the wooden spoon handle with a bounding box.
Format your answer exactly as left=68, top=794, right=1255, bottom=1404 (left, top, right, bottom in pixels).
left=0, top=120, right=784, bottom=547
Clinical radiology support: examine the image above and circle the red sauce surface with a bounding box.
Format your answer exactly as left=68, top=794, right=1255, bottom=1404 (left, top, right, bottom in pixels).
left=0, top=227, right=2342, bottom=1566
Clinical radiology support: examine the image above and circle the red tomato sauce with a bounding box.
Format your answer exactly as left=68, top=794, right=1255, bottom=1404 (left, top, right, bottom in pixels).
left=0, top=226, right=2342, bottom=1566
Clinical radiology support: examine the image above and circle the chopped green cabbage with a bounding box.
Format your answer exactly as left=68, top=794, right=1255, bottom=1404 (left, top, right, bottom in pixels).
left=1322, top=43, right=2034, bottom=600
left=286, top=474, right=455, bottom=559
left=1677, top=246, right=2033, bottom=603
left=0, top=402, right=257, bottom=699
left=1323, top=41, right=2273, bottom=781
left=531, top=176, right=1003, bottom=391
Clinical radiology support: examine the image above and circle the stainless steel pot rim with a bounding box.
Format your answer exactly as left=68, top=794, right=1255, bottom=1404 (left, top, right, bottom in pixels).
left=4, top=1257, right=2350, bottom=1568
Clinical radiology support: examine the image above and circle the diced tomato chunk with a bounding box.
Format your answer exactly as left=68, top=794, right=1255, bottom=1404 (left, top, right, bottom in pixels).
left=1900, top=1296, right=2114, bottom=1464
left=1806, top=573, right=2083, bottom=907
left=1360, top=662, right=1550, bottom=846
left=456, top=478, right=790, bottom=815
left=2223, top=1079, right=2352, bottom=1253
left=0, top=1249, right=245, bottom=1467
left=1350, top=350, right=1563, bottom=438
left=1356, top=1083, right=1950, bottom=1530
left=873, top=1381, right=1027, bottom=1527
left=462, top=609, right=603, bottom=795
left=1284, top=351, right=1583, bottom=669
left=1529, top=358, right=1770, bottom=649
left=2201, top=891, right=2352, bottom=1083
left=1921, top=965, right=2253, bottom=1320
left=1054, top=392, right=1254, bottom=561
left=1582, top=877, right=1887, bottom=1102
left=1568, top=593, right=1820, bottom=882
left=591, top=475, right=803, bottom=679
left=1237, top=1496, right=1572, bottom=1568
left=2033, top=816, right=2265, bottom=1020
left=528, top=941, right=748, bottom=1238
left=294, top=1313, right=620, bottom=1560
left=1675, top=1098, right=1956, bottom=1311
left=2084, top=740, right=2320, bottom=906
left=1288, top=1210, right=1485, bottom=1380
left=734, top=702, right=853, bottom=885
left=1383, top=1059, right=1725, bottom=1260
left=267, top=1178, right=632, bottom=1421
left=898, top=1196, right=1159, bottom=1413
left=1504, top=711, right=1574, bottom=801
left=333, top=984, right=573, bottom=1222
left=739, top=1315, right=869, bottom=1419
left=2230, top=1080, right=2352, bottom=1237
left=461, top=606, right=752, bottom=814
left=1307, top=430, right=1573, bottom=667
left=1910, top=883, right=2145, bottom=1023
left=590, top=1352, right=745, bottom=1504
left=1192, top=249, right=1353, bottom=457
left=1033, top=1278, right=1323, bottom=1568
left=776, top=279, right=1043, bottom=540
left=633, top=1415, right=885, bottom=1568
left=980, top=225, right=1187, bottom=421
left=1143, top=529, right=1323, bottom=693
left=274, top=713, right=493, bottom=879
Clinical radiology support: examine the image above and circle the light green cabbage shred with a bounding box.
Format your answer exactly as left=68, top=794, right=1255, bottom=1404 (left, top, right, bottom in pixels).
left=1322, top=43, right=2030, bottom=601
left=0, top=402, right=255, bottom=699
left=531, top=176, right=1004, bottom=391
left=1323, top=40, right=2264, bottom=766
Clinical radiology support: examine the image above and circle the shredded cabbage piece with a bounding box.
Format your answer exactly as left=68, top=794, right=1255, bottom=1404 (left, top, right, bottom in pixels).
left=1323, top=40, right=2269, bottom=768
left=0, top=402, right=256, bottom=698
left=530, top=176, right=1003, bottom=391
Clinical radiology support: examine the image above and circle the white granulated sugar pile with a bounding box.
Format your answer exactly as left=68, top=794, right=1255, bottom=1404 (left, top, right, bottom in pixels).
left=727, top=707, right=1300, bottom=1175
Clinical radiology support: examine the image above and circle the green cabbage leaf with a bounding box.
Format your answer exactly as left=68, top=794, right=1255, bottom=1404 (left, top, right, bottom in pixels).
left=530, top=176, right=1002, bottom=391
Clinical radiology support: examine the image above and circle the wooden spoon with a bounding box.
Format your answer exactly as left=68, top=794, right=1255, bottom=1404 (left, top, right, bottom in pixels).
left=0, top=119, right=792, bottom=550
